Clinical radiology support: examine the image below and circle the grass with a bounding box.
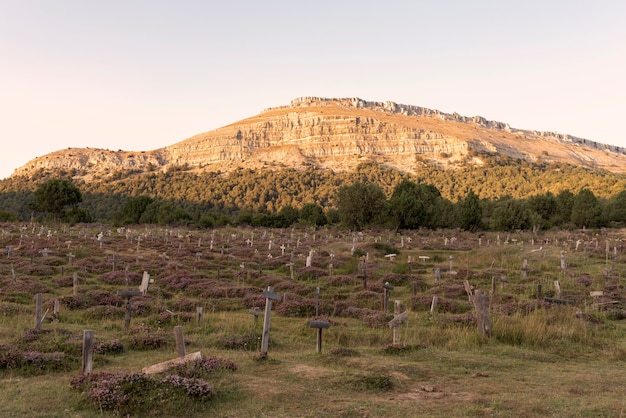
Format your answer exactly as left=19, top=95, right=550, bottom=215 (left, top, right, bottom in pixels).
left=0, top=224, right=625, bottom=416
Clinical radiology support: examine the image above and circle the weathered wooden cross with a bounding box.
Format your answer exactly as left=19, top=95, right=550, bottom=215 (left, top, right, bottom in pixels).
left=260, top=286, right=281, bottom=356
left=388, top=300, right=408, bottom=346
left=117, top=288, right=143, bottom=329
left=382, top=282, right=394, bottom=312
left=309, top=319, right=331, bottom=353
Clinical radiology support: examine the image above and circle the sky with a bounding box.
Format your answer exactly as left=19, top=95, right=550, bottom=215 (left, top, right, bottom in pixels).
left=1, top=1, right=625, bottom=180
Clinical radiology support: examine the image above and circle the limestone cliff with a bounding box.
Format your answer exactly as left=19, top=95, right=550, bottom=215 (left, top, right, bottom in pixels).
left=11, top=97, right=626, bottom=179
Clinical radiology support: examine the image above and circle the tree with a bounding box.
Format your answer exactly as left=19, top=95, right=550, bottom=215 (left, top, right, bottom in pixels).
left=527, top=192, right=558, bottom=230
left=554, top=190, right=575, bottom=226
left=34, top=178, right=83, bottom=220
left=571, top=189, right=602, bottom=228
left=488, top=196, right=530, bottom=231
left=278, top=205, right=299, bottom=225
left=606, top=190, right=626, bottom=224
left=120, top=195, right=154, bottom=224
left=388, top=179, right=424, bottom=230
left=299, top=203, right=328, bottom=226
left=337, top=182, right=386, bottom=230
left=459, top=189, right=482, bottom=231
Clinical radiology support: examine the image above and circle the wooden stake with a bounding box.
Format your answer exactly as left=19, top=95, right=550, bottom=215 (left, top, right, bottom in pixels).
left=174, top=326, right=186, bottom=358
left=73, top=272, right=78, bottom=296
left=261, top=286, right=281, bottom=355
left=34, top=293, right=42, bottom=330
left=81, top=330, right=94, bottom=375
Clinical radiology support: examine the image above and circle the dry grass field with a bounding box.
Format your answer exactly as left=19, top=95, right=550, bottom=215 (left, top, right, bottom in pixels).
left=0, top=223, right=625, bottom=417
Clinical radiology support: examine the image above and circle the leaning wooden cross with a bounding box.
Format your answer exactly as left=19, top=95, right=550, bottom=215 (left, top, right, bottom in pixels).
left=260, top=286, right=281, bottom=356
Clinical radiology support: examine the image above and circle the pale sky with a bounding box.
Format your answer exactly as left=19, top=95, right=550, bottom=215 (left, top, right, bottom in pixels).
left=1, top=1, right=625, bottom=180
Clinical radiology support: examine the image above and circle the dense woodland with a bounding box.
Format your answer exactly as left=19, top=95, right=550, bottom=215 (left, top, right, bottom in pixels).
left=1, top=156, right=625, bottom=231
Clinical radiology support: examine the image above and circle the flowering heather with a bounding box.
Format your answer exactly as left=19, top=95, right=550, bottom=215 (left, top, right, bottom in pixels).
left=93, top=339, right=124, bottom=355
left=161, top=375, right=215, bottom=399
left=127, top=326, right=168, bottom=350
left=3, top=278, right=51, bottom=295
left=70, top=371, right=215, bottom=414
left=98, top=270, right=142, bottom=286
left=175, top=355, right=237, bottom=378
left=0, top=347, right=68, bottom=373
left=218, top=333, right=260, bottom=350
left=275, top=298, right=315, bottom=317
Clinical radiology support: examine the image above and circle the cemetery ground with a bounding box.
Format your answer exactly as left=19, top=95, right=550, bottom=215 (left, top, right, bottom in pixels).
left=0, top=223, right=625, bottom=417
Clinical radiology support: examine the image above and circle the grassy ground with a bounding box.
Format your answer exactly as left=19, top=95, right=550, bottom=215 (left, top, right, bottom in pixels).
left=0, top=225, right=625, bottom=417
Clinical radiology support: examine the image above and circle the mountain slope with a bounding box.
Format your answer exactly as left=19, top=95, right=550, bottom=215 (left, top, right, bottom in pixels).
left=11, top=97, right=626, bottom=179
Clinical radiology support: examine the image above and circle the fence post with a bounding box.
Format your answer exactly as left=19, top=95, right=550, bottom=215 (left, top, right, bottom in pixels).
left=81, top=330, right=94, bottom=375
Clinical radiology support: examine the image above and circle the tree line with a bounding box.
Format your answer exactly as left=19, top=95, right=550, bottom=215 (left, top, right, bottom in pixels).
left=1, top=172, right=625, bottom=232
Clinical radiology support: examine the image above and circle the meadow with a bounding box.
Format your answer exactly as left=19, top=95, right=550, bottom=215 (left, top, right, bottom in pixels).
left=0, top=223, right=625, bottom=417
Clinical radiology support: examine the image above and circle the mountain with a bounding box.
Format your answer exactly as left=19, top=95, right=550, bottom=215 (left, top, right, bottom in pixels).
left=11, top=97, right=626, bottom=180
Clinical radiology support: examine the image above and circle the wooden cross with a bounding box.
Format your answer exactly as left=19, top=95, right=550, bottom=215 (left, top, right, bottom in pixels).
left=382, top=282, right=394, bottom=312
left=309, top=320, right=330, bottom=353
left=260, top=286, right=281, bottom=356
left=117, top=289, right=143, bottom=329
left=388, top=300, right=407, bottom=346
left=248, top=306, right=263, bottom=325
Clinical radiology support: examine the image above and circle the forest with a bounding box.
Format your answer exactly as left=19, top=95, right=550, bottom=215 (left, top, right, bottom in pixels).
left=0, top=156, right=625, bottom=231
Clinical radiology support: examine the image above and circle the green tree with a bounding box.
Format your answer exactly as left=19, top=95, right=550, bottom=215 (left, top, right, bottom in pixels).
left=278, top=205, right=300, bottom=225
left=337, top=182, right=386, bottom=230
left=527, top=192, right=558, bottom=230
left=299, top=203, right=328, bottom=226
left=459, top=189, right=482, bottom=231
left=554, top=190, right=575, bottom=226
left=489, top=196, right=530, bottom=231
left=388, top=179, right=424, bottom=229
left=606, top=190, right=626, bottom=224
left=571, top=189, right=602, bottom=228
left=120, top=195, right=154, bottom=224
left=34, top=178, right=83, bottom=221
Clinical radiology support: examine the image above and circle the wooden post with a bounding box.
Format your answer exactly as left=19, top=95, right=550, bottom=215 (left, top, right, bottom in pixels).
left=53, top=300, right=60, bottom=319
left=393, top=300, right=400, bottom=345
left=521, top=259, right=528, bottom=280
left=360, top=259, right=367, bottom=289
left=309, top=320, right=330, bottom=353
left=249, top=307, right=262, bottom=325
left=118, top=290, right=143, bottom=329
left=81, top=330, right=94, bottom=375
left=388, top=301, right=408, bottom=346
left=196, top=306, right=203, bottom=322
left=261, top=286, right=281, bottom=355
left=174, top=326, right=186, bottom=358
left=537, top=283, right=542, bottom=300
left=35, top=293, right=43, bottom=330
left=73, top=272, right=78, bottom=296
left=434, top=266, right=441, bottom=282
left=472, top=290, right=491, bottom=339
left=139, top=271, right=150, bottom=296
left=382, top=282, right=394, bottom=312
left=430, top=296, right=438, bottom=314
left=491, top=276, right=497, bottom=295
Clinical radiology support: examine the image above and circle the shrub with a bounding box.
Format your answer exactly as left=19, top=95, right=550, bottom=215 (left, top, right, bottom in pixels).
left=175, top=355, right=237, bottom=378
left=218, top=333, right=260, bottom=350
left=93, top=339, right=125, bottom=355
left=70, top=371, right=214, bottom=414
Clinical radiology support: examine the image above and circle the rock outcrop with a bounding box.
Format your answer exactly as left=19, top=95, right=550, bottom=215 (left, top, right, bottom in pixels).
left=11, top=97, right=626, bottom=179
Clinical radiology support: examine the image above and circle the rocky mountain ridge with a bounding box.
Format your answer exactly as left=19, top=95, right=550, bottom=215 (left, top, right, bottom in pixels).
left=12, top=97, right=626, bottom=179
